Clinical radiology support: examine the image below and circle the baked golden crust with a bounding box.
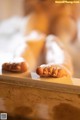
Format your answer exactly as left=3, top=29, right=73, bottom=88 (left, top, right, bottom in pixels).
left=2, top=62, right=28, bottom=73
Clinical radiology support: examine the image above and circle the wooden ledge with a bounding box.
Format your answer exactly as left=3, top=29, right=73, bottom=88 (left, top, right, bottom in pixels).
left=0, top=72, right=80, bottom=94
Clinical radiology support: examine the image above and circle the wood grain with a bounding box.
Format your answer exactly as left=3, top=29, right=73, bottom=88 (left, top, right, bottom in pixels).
left=0, top=77, right=80, bottom=120
left=0, top=72, right=80, bottom=120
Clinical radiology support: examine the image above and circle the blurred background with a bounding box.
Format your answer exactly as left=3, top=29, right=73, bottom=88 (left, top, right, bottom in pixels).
left=0, top=0, right=80, bottom=77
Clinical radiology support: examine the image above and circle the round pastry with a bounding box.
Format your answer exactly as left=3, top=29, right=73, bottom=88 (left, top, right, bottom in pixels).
left=36, top=35, right=73, bottom=78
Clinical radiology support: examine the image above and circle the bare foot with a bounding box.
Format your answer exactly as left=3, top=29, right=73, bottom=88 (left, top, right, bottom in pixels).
left=36, top=64, right=70, bottom=78
left=2, top=62, right=28, bottom=73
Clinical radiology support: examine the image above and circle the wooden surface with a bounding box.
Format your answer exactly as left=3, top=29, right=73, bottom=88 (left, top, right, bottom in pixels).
left=0, top=72, right=80, bottom=120
left=0, top=71, right=80, bottom=86
left=0, top=77, right=80, bottom=120
left=0, top=71, right=80, bottom=94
